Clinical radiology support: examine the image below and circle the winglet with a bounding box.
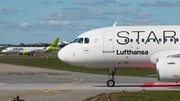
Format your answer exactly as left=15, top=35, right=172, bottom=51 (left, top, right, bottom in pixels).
left=113, top=22, right=117, bottom=27
left=45, top=38, right=59, bottom=53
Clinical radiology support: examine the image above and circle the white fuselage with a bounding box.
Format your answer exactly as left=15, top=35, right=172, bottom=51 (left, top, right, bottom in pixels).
left=2, top=38, right=59, bottom=55
left=58, top=26, right=180, bottom=69
left=2, top=47, right=47, bottom=54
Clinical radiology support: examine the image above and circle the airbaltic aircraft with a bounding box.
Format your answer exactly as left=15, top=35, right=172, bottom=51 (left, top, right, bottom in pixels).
left=2, top=38, right=59, bottom=56
left=58, top=22, right=180, bottom=87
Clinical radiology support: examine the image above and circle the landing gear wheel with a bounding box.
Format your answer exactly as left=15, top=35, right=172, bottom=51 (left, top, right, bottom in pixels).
left=107, top=80, right=115, bottom=87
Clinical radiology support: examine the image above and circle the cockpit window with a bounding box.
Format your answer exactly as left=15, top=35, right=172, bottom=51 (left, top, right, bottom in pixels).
left=77, top=38, right=83, bottom=43
left=85, top=38, right=89, bottom=43
left=73, top=38, right=79, bottom=43
left=73, top=37, right=89, bottom=44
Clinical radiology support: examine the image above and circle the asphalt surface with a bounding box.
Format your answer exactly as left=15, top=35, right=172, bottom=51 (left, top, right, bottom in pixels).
left=0, top=63, right=178, bottom=101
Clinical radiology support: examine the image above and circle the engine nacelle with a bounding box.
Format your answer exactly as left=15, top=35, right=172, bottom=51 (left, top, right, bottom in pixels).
left=156, top=58, right=180, bottom=82
left=18, top=53, right=23, bottom=55
left=23, top=51, right=29, bottom=55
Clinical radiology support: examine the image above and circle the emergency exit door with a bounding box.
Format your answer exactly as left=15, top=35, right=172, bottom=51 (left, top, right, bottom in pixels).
left=103, top=31, right=114, bottom=53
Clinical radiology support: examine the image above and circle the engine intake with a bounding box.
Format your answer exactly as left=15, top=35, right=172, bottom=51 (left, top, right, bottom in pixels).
left=156, top=58, right=180, bottom=82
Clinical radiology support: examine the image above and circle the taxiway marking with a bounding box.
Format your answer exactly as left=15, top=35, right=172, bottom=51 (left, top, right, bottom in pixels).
left=0, top=76, right=83, bottom=100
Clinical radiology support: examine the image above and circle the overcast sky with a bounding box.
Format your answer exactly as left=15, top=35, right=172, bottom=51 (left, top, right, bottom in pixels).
left=1, top=0, right=180, bottom=44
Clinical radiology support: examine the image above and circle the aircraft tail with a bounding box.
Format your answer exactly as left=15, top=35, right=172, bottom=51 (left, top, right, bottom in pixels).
left=45, top=38, right=59, bottom=53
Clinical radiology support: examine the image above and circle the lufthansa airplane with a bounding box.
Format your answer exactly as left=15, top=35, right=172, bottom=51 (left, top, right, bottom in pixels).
left=58, top=22, right=180, bottom=87
left=2, top=38, right=59, bottom=56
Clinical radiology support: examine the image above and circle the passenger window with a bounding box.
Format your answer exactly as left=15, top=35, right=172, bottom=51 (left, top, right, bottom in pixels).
left=130, top=39, right=133, bottom=42
left=85, top=38, right=89, bottom=43
left=176, top=38, right=179, bottom=42
left=73, top=38, right=79, bottom=43
left=148, top=39, right=150, bottom=42
left=170, top=38, right=173, bottom=42
left=165, top=39, right=167, bottom=42
left=159, top=38, right=161, bottom=42
left=77, top=38, right=83, bottom=43
left=153, top=39, right=155, bottom=42
left=136, top=39, right=139, bottom=42
left=125, top=39, right=127, bottom=42
left=142, top=39, right=144, bottom=42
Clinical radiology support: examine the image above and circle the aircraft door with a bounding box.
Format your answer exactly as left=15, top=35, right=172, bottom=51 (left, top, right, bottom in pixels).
left=103, top=31, right=114, bottom=53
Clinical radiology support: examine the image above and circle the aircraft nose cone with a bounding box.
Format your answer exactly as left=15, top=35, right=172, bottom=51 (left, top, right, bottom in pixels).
left=2, top=50, right=5, bottom=53
left=58, top=47, right=68, bottom=63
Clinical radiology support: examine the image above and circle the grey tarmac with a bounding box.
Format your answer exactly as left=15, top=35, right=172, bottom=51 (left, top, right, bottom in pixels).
left=0, top=63, right=177, bottom=101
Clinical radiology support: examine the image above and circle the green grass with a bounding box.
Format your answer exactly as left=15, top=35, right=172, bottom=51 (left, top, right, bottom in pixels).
left=0, top=58, right=157, bottom=77
left=0, top=51, right=58, bottom=58
left=94, top=91, right=180, bottom=101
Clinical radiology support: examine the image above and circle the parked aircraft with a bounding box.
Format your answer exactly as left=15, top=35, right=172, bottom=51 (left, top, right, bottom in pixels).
left=2, top=38, right=59, bottom=56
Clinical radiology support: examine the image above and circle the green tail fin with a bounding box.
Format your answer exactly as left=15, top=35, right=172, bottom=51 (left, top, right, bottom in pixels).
left=46, top=38, right=59, bottom=53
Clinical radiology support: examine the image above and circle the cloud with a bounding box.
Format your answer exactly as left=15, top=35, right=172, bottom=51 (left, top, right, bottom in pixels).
left=118, top=3, right=130, bottom=6
left=137, top=12, right=151, bottom=16
left=44, top=12, right=86, bottom=20
left=57, top=1, right=63, bottom=3
left=47, top=20, right=60, bottom=25
left=0, top=6, right=18, bottom=14
left=75, top=0, right=106, bottom=6
left=73, top=25, right=87, bottom=30
left=75, top=0, right=117, bottom=6
left=39, top=22, right=44, bottom=24
left=61, top=21, right=70, bottom=26
left=90, top=9, right=110, bottom=16
left=20, top=22, right=29, bottom=28
left=18, top=20, right=71, bottom=31
left=120, top=17, right=157, bottom=25
left=62, top=7, right=88, bottom=11
left=138, top=1, right=180, bottom=7
left=0, top=19, right=89, bottom=31
left=47, top=20, right=70, bottom=26
left=0, top=20, right=14, bottom=28
left=44, top=9, right=151, bottom=23
left=0, top=32, right=4, bottom=35
left=43, top=1, right=49, bottom=4
left=104, top=0, right=116, bottom=4
left=22, top=10, right=26, bottom=13
left=90, top=9, right=152, bottom=17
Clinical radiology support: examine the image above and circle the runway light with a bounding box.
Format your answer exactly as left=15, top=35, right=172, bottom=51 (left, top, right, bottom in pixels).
left=142, top=89, right=145, bottom=93
left=17, top=95, right=19, bottom=100
left=108, top=97, right=111, bottom=100
left=122, top=91, right=125, bottom=95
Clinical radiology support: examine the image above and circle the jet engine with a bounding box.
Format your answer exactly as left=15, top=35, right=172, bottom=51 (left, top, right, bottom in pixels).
left=156, top=58, right=180, bottom=82
left=23, top=51, right=30, bottom=55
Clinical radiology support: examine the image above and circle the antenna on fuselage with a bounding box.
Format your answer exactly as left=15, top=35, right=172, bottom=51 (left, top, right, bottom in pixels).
left=112, top=22, right=117, bottom=27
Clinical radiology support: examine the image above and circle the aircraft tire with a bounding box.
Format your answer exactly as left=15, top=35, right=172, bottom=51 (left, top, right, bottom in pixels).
left=107, top=80, right=115, bottom=87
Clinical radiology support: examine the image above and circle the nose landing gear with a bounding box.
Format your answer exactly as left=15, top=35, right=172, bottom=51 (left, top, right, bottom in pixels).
left=106, top=68, right=116, bottom=87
